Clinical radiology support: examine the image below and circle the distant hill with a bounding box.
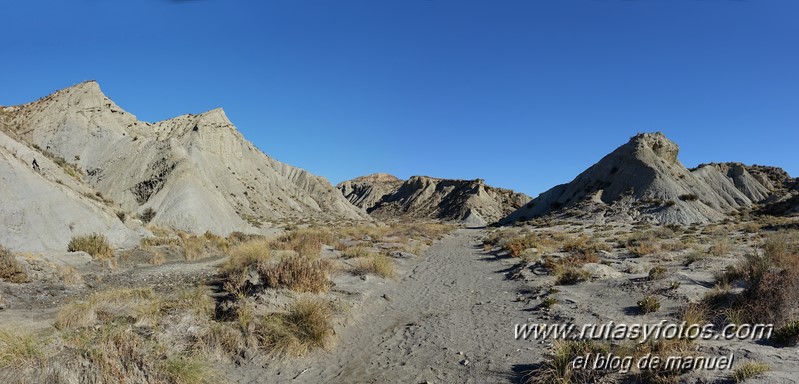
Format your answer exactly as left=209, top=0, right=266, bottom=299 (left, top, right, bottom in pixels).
left=338, top=174, right=529, bottom=226
left=500, top=132, right=794, bottom=225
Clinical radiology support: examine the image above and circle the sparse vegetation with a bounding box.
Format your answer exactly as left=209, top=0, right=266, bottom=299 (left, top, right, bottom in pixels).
left=0, top=285, right=335, bottom=383
left=67, top=233, right=114, bottom=259
left=772, top=321, right=799, bottom=346
left=270, top=227, right=335, bottom=257
left=708, top=238, right=732, bottom=256
left=140, top=207, right=156, bottom=223
left=526, top=340, right=610, bottom=384
left=731, top=361, right=770, bottom=382
left=259, top=255, right=333, bottom=293
left=678, top=193, right=699, bottom=202
left=637, top=295, right=661, bottom=314
left=0, top=246, right=28, bottom=283
left=553, top=265, right=591, bottom=285
left=708, top=230, right=799, bottom=327
left=353, top=254, right=396, bottom=279
left=648, top=265, right=668, bottom=280
left=341, top=245, right=374, bottom=259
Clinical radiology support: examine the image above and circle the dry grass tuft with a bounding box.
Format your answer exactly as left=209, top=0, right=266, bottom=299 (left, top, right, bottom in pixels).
left=731, top=361, right=770, bottom=383
left=258, top=255, right=333, bottom=293
left=526, top=340, right=610, bottom=384
left=341, top=245, right=374, bottom=259
left=68, top=233, right=114, bottom=259
left=58, top=265, right=83, bottom=286
left=353, top=254, right=396, bottom=279
left=708, top=238, right=732, bottom=256
left=0, top=246, right=28, bottom=283
left=637, top=295, right=661, bottom=314
left=270, top=227, right=336, bottom=257
left=254, top=297, right=335, bottom=357
left=0, top=329, right=44, bottom=368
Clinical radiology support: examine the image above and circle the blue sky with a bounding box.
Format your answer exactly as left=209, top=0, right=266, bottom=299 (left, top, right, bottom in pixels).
left=1, top=0, right=796, bottom=197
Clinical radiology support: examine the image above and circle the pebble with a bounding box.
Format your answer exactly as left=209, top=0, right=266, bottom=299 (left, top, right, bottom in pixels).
left=460, top=359, right=469, bottom=366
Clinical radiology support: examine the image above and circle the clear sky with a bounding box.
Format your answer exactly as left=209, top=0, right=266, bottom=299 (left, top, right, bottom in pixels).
left=1, top=0, right=796, bottom=197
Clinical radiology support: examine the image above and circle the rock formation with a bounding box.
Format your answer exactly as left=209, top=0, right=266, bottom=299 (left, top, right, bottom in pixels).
left=0, top=81, right=368, bottom=250
left=501, top=132, right=792, bottom=225
left=338, top=174, right=529, bottom=226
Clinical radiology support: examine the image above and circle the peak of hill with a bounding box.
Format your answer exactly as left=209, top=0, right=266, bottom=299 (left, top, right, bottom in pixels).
left=350, top=173, right=400, bottom=183
left=501, top=132, right=793, bottom=225
left=0, top=82, right=367, bottom=250
left=338, top=175, right=529, bottom=226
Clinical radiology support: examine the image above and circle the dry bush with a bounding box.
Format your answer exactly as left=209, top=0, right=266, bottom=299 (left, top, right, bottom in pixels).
left=252, top=297, right=335, bottom=357
left=0, top=329, right=44, bottom=368
left=739, top=268, right=799, bottom=326
left=270, top=228, right=335, bottom=257
left=258, top=255, right=332, bottom=293
left=628, top=242, right=658, bottom=257
left=341, top=245, right=374, bottom=259
left=11, top=287, right=225, bottom=384
left=0, top=246, right=28, bottom=283
left=772, top=321, right=799, bottom=347
left=731, top=361, right=770, bottom=383
left=179, top=233, right=208, bottom=261
left=140, top=232, right=229, bottom=262
left=498, top=232, right=557, bottom=258
left=229, top=237, right=271, bottom=260
left=562, top=235, right=610, bottom=259
left=58, top=265, right=83, bottom=286
left=554, top=266, right=590, bottom=285
left=140, top=237, right=182, bottom=247
left=149, top=250, right=165, bottom=266
left=648, top=265, right=668, bottom=281
left=683, top=250, right=706, bottom=266
left=160, top=357, right=218, bottom=384
left=762, top=230, right=799, bottom=267
left=353, top=254, right=396, bottom=279
left=625, top=338, right=696, bottom=383
left=708, top=238, right=732, bottom=257
left=681, top=303, right=708, bottom=328
left=637, top=295, right=661, bottom=314
left=55, top=288, right=159, bottom=330
left=335, top=225, right=388, bottom=242
left=710, top=231, right=799, bottom=327
left=624, top=231, right=659, bottom=256
left=68, top=233, right=114, bottom=259
left=140, top=207, right=156, bottom=223
left=227, top=231, right=264, bottom=245
left=526, top=340, right=610, bottom=384
left=147, top=225, right=174, bottom=238
left=741, top=222, right=761, bottom=234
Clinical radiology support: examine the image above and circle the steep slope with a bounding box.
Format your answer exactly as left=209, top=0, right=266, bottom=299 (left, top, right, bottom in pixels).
left=338, top=175, right=530, bottom=225
left=758, top=179, right=799, bottom=217
left=338, top=174, right=404, bottom=209
left=2, top=81, right=367, bottom=235
left=0, top=128, right=143, bottom=252
left=501, top=132, right=789, bottom=225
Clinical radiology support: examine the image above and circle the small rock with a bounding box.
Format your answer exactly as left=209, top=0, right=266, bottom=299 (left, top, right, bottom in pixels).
left=460, top=359, right=469, bottom=366
left=582, top=263, right=623, bottom=279
left=382, top=294, right=391, bottom=301
left=389, top=251, right=416, bottom=259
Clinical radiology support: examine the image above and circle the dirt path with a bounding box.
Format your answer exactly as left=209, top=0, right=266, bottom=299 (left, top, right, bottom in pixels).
left=253, top=228, right=539, bottom=384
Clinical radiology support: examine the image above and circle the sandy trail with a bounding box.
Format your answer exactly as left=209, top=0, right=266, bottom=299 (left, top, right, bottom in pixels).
left=255, top=228, right=538, bottom=384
